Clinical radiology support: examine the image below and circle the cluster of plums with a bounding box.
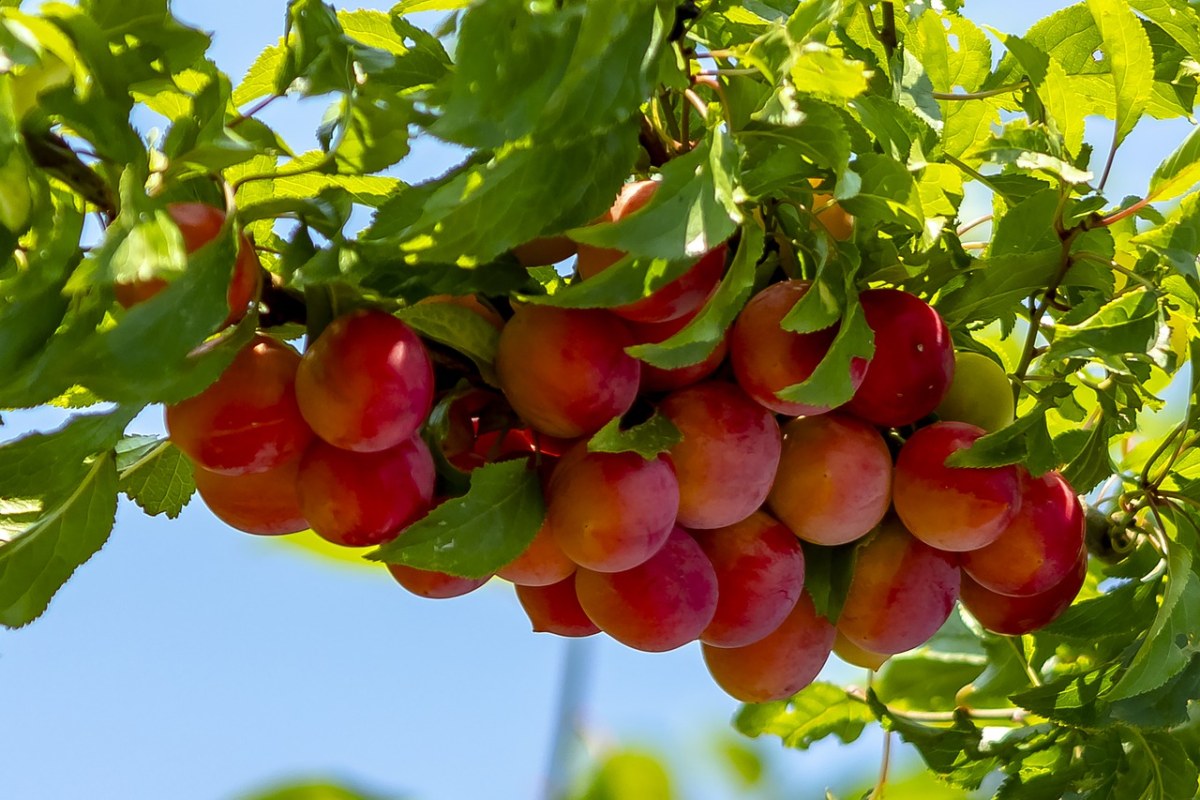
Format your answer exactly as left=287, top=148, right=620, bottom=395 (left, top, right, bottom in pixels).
left=144, top=188, right=1086, bottom=705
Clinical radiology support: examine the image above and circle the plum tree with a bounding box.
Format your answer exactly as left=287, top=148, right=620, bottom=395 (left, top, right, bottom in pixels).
left=702, top=593, right=835, bottom=703
left=767, top=414, right=892, bottom=546
left=837, top=517, right=961, bottom=655
left=113, top=201, right=261, bottom=327
left=575, top=526, right=718, bottom=652
left=165, top=335, right=313, bottom=475
left=495, top=306, right=641, bottom=438
left=730, top=280, right=866, bottom=416
left=892, top=422, right=1023, bottom=552
left=659, top=382, right=782, bottom=529
left=295, top=309, right=434, bottom=453
left=847, top=289, right=955, bottom=427
left=692, top=511, right=805, bottom=648
left=935, top=351, right=1015, bottom=432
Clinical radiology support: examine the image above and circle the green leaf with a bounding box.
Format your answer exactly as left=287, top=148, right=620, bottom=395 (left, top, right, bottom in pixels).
left=626, top=224, right=764, bottom=370
left=945, top=401, right=1059, bottom=475
left=392, top=0, right=470, bottom=12
left=433, top=0, right=670, bottom=149
left=395, top=302, right=501, bottom=386
left=366, top=460, right=544, bottom=579
left=232, top=41, right=284, bottom=106
left=867, top=690, right=995, bottom=790
left=1086, top=0, right=1155, bottom=147
left=775, top=289, right=874, bottom=410
left=976, top=120, right=1093, bottom=184
left=1107, top=510, right=1200, bottom=700
left=527, top=253, right=696, bottom=311
left=587, top=413, right=681, bottom=460
left=568, top=133, right=740, bottom=261
left=1045, top=288, right=1161, bottom=362
left=115, top=436, right=195, bottom=519
left=362, top=121, right=639, bottom=265
left=1149, top=123, right=1200, bottom=202
left=1132, top=183, right=1200, bottom=280
left=734, top=682, right=873, bottom=750
left=993, top=31, right=1083, bottom=154
left=838, top=153, right=924, bottom=231
left=790, top=45, right=871, bottom=101
left=800, top=539, right=858, bottom=623
left=0, top=407, right=136, bottom=627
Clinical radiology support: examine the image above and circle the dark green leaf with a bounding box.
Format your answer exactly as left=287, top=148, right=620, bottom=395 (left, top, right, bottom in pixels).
left=395, top=302, right=500, bottom=386
left=366, top=460, right=544, bottom=579
left=626, top=225, right=763, bottom=370
left=800, top=539, right=859, bottom=623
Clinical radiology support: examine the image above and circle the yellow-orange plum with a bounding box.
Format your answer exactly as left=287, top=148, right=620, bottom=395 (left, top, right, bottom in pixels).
left=893, top=422, right=1023, bottom=552
left=702, top=592, right=835, bottom=703
left=660, top=382, right=782, bottom=530
left=767, top=414, right=892, bottom=546
left=837, top=517, right=960, bottom=655
left=496, top=306, right=641, bottom=438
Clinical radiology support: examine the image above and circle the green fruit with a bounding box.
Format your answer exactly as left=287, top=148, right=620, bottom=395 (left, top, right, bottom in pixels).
left=935, top=351, right=1014, bottom=432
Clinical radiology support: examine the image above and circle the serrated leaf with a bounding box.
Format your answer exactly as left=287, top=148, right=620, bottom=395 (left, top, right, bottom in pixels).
left=1149, top=123, right=1200, bottom=202
left=432, top=0, right=669, bottom=149
left=775, top=290, right=873, bottom=410
left=945, top=402, right=1059, bottom=475
left=115, top=436, right=194, bottom=519
left=1045, top=288, right=1161, bottom=362
left=362, top=121, right=639, bottom=265
left=627, top=224, right=764, bottom=370
left=838, top=153, right=924, bottom=230
left=395, top=302, right=500, bottom=386
left=233, top=41, right=284, bottom=106
left=0, top=407, right=135, bottom=627
left=569, top=133, right=740, bottom=261
left=867, top=690, right=995, bottom=789
left=587, top=413, right=681, bottom=460
left=993, top=31, right=1083, bottom=154
left=1132, top=188, right=1200, bottom=280
left=366, top=460, right=544, bottom=579
left=392, top=0, right=470, bottom=12
left=734, top=682, right=873, bottom=749
left=1087, top=0, right=1154, bottom=147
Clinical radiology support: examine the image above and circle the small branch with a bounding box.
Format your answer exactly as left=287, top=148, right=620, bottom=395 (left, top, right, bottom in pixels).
left=956, top=214, right=993, bottom=236
left=872, top=729, right=892, bottom=799
left=860, top=0, right=883, bottom=44
left=1097, top=124, right=1120, bottom=193
left=690, top=74, right=733, bottom=127
left=696, top=68, right=759, bottom=76
left=682, top=87, right=710, bottom=122
left=1099, top=196, right=1153, bottom=227
left=258, top=271, right=308, bottom=328
left=932, top=81, right=1029, bottom=101
left=880, top=2, right=897, bottom=60
left=845, top=687, right=1028, bottom=724
left=229, top=94, right=281, bottom=129
left=22, top=129, right=117, bottom=219
left=1011, top=225, right=1082, bottom=393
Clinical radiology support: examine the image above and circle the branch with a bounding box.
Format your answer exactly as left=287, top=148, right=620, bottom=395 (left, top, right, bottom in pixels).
left=638, top=115, right=672, bottom=167
left=22, top=128, right=117, bottom=219
left=932, top=82, right=1029, bottom=101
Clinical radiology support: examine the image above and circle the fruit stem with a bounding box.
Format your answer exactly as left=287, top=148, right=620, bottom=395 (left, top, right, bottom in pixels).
left=872, top=728, right=892, bottom=799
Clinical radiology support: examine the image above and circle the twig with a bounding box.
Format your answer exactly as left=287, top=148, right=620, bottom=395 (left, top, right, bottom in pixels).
left=1097, top=124, right=1119, bottom=193
left=932, top=82, right=1029, bottom=101
left=682, top=87, right=710, bottom=121
left=956, top=214, right=993, bottom=236
left=229, top=94, right=281, bottom=129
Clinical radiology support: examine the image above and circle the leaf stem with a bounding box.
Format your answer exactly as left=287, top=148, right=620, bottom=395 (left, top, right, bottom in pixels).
left=1098, top=196, right=1153, bottom=227
left=229, top=94, right=281, bottom=129
left=931, top=81, right=1029, bottom=101
left=1007, top=636, right=1043, bottom=687
left=872, top=728, right=892, bottom=799
left=1097, top=124, right=1120, bottom=194
left=1011, top=224, right=1082, bottom=396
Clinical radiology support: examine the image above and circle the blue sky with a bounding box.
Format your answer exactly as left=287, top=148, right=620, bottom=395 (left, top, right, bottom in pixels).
left=0, top=2, right=1189, bottom=799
